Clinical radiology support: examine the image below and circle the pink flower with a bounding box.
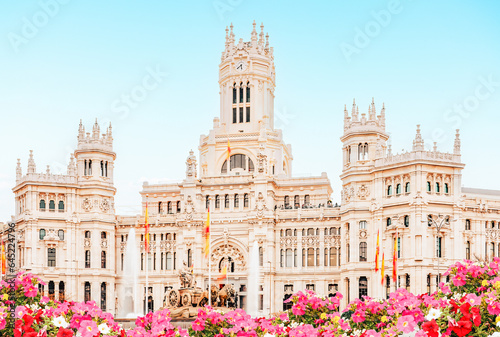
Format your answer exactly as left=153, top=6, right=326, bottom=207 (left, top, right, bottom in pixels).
left=79, top=320, right=98, bottom=337
left=351, top=309, right=365, bottom=323
left=191, top=318, right=205, bottom=331
left=396, top=315, right=416, bottom=333
left=292, top=303, right=305, bottom=316
left=364, top=330, right=382, bottom=337
left=465, top=293, right=481, bottom=306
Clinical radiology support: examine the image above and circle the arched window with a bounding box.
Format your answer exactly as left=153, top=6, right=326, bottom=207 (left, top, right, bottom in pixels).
left=224, top=194, right=230, bottom=209
left=307, top=248, right=315, bottom=267
left=284, top=196, right=290, bottom=208
left=232, top=108, right=237, bottom=124
left=49, top=200, right=55, bottom=211
left=445, top=183, right=449, bottom=194
left=206, top=196, right=210, bottom=209
left=280, top=249, right=284, bottom=267
left=427, top=181, right=431, bottom=192
left=85, top=230, right=91, bottom=238
left=84, top=282, right=91, bottom=302
left=307, top=228, right=315, bottom=236
left=405, top=182, right=410, bottom=193
left=259, top=247, right=263, bottom=267
left=465, top=219, right=471, bottom=230
left=346, top=243, right=350, bottom=262
left=39, top=229, right=46, bottom=240
left=187, top=249, right=192, bottom=268
left=359, top=242, right=367, bottom=261
left=101, top=161, right=104, bottom=176
left=436, top=182, right=440, bottom=193
left=491, top=242, right=496, bottom=259
left=331, top=247, right=338, bottom=267
left=359, top=276, right=368, bottom=299
left=244, top=194, right=249, bottom=208
left=105, top=161, right=108, bottom=177
left=88, top=160, right=92, bottom=175
left=466, top=241, right=471, bottom=260
left=167, top=201, right=172, bottom=214
left=101, top=251, right=106, bottom=269
left=285, top=229, right=292, bottom=236
left=232, top=84, right=237, bottom=104
left=101, top=231, right=107, bottom=239
left=405, top=274, right=410, bottom=291
left=215, top=195, right=220, bottom=209
left=294, top=195, right=300, bottom=208
left=48, top=281, right=55, bottom=301
left=387, top=185, right=392, bottom=196
left=158, top=201, right=162, bottom=214
left=219, top=257, right=235, bottom=272
left=397, top=237, right=401, bottom=258
left=239, top=82, right=244, bottom=103
left=39, top=199, right=46, bottom=210
left=436, top=237, right=442, bottom=258
left=84, top=159, right=88, bottom=175
left=396, top=184, right=401, bottom=195
left=404, top=215, right=410, bottom=227
left=246, top=82, right=250, bottom=103
left=176, top=201, right=181, bottom=213
left=386, top=217, right=392, bottom=227
left=324, top=248, right=329, bottom=266
left=100, top=283, right=106, bottom=311
left=48, top=248, right=56, bottom=267
left=285, top=249, right=293, bottom=267
left=58, top=229, right=64, bottom=241
left=59, top=281, right=65, bottom=302
left=359, top=221, right=367, bottom=229
left=58, top=200, right=64, bottom=212
left=304, top=195, right=310, bottom=205
left=85, top=250, right=91, bottom=268
left=234, top=194, right=239, bottom=208
left=166, top=252, right=172, bottom=270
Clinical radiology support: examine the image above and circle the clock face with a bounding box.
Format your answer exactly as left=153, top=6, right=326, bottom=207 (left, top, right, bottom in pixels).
left=235, top=61, right=247, bottom=72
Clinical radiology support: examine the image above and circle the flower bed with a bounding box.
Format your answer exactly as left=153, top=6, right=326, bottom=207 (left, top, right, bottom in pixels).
left=3, top=258, right=500, bottom=336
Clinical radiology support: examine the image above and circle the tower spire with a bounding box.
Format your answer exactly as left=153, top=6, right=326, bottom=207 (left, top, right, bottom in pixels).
left=251, top=20, right=257, bottom=44
left=92, top=118, right=100, bottom=139
left=27, top=150, right=36, bottom=174
left=259, top=22, right=264, bottom=46
left=370, top=97, right=376, bottom=120
left=16, top=159, right=22, bottom=181
left=454, top=129, right=461, bottom=155
left=412, top=125, right=425, bottom=151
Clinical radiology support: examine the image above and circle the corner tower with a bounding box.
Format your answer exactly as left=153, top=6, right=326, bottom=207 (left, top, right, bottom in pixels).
left=219, top=21, right=275, bottom=133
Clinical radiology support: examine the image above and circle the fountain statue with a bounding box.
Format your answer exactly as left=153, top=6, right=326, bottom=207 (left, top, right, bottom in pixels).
left=246, top=241, right=260, bottom=317
left=118, top=227, right=141, bottom=318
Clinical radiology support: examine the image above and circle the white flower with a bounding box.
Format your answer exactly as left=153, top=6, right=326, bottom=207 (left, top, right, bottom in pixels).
left=488, top=332, right=500, bottom=337
left=52, top=316, right=69, bottom=328
left=425, top=308, right=442, bottom=321
left=497, top=320, right=500, bottom=327
left=98, top=323, right=111, bottom=334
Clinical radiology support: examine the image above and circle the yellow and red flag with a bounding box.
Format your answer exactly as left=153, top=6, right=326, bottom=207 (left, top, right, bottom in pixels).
left=375, top=230, right=380, bottom=272
left=381, top=252, right=385, bottom=285
left=227, top=139, right=231, bottom=161
left=145, top=201, right=150, bottom=253
left=1, top=240, right=5, bottom=275
left=218, top=265, right=227, bottom=281
left=393, top=235, right=398, bottom=283
left=204, top=208, right=210, bottom=258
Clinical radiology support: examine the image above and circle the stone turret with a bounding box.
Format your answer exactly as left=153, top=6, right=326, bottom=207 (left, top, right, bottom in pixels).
left=27, top=150, right=36, bottom=174
left=454, top=129, right=461, bottom=155
left=412, top=125, right=425, bottom=151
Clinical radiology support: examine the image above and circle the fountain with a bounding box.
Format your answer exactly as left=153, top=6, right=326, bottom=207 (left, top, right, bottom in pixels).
left=118, top=227, right=140, bottom=318
left=246, top=241, right=260, bottom=317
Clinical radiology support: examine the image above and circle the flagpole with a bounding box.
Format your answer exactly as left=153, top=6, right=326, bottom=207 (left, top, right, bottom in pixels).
left=145, top=196, right=149, bottom=313
left=208, top=208, right=211, bottom=306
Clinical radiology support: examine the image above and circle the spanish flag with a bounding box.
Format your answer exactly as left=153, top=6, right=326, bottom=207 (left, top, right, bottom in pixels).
left=392, top=235, right=397, bottom=283
left=227, top=139, right=231, bottom=161
left=375, top=230, right=380, bottom=272
left=218, top=265, right=227, bottom=281
left=204, top=208, right=210, bottom=258
left=1, top=240, right=5, bottom=275
left=145, top=201, right=150, bottom=253
left=380, top=252, right=385, bottom=285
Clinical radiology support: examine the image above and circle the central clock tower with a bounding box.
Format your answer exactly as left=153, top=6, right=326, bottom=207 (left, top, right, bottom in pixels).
left=219, top=21, right=276, bottom=134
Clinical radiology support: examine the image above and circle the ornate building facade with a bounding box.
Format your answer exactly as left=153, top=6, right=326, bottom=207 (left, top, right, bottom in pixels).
left=11, top=23, right=500, bottom=316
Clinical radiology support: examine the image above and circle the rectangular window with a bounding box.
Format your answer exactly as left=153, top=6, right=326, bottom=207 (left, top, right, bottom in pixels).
left=233, top=108, right=237, bottom=123
left=246, top=86, right=250, bottom=102
left=239, top=87, right=243, bottom=103
left=239, top=107, right=243, bottom=123
left=246, top=107, right=250, bottom=122
left=233, top=87, right=237, bottom=104
left=48, top=248, right=56, bottom=267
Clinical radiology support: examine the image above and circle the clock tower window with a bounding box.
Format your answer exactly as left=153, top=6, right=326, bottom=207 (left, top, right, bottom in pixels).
left=232, top=84, right=237, bottom=104
left=246, top=82, right=250, bottom=102
left=239, top=107, right=244, bottom=123
left=239, top=82, right=244, bottom=103
left=246, top=107, right=250, bottom=122
left=233, top=108, right=237, bottom=124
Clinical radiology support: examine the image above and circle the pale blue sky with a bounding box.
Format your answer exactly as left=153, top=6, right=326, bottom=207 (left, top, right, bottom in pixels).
left=1, top=1, right=499, bottom=220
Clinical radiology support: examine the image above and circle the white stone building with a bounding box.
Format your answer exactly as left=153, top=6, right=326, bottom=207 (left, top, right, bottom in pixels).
left=10, top=23, right=500, bottom=316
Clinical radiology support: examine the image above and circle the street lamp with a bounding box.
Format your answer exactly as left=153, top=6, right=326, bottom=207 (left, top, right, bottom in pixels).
left=421, top=214, right=457, bottom=284
left=267, top=260, right=272, bottom=315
